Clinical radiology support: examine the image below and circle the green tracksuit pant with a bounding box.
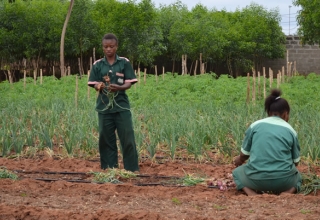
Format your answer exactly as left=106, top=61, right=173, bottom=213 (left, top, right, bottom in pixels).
left=232, top=165, right=302, bottom=193
left=98, top=111, right=139, bottom=172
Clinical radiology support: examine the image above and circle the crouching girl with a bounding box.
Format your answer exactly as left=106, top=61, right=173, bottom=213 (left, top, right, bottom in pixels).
left=232, top=89, right=302, bottom=196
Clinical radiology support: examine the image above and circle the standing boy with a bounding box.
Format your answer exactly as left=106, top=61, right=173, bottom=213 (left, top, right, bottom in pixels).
left=88, top=33, right=139, bottom=172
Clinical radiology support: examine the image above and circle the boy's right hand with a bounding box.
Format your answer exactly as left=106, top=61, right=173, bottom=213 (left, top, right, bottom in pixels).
left=94, top=82, right=105, bottom=92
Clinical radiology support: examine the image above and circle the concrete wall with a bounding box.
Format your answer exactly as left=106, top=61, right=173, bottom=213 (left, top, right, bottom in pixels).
left=262, top=36, right=320, bottom=75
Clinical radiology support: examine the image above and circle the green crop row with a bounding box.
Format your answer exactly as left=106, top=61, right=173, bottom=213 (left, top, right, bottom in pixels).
left=0, top=73, right=319, bottom=162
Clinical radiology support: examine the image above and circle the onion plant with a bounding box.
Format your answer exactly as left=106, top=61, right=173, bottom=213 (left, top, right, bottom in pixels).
left=1, top=73, right=320, bottom=164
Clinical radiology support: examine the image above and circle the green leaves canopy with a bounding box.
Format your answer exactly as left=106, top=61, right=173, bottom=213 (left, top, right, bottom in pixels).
left=0, top=0, right=286, bottom=74
left=294, top=0, right=320, bottom=45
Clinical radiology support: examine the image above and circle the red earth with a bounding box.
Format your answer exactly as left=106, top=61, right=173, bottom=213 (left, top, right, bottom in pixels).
left=0, top=149, right=319, bottom=220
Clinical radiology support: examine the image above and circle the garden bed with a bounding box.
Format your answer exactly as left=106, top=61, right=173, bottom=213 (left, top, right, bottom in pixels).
left=0, top=152, right=319, bottom=220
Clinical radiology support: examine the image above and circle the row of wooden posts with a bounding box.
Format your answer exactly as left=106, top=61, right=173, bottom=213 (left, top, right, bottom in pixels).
left=10, top=59, right=296, bottom=108
left=246, top=61, right=297, bottom=103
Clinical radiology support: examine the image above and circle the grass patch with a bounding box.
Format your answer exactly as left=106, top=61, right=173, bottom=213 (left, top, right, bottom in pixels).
left=300, top=209, right=312, bottom=214
left=213, top=204, right=227, bottom=211
left=181, top=173, right=205, bottom=186
left=300, top=172, right=320, bottom=195
left=171, top=197, right=181, bottom=205
left=0, top=168, right=18, bottom=180
left=89, top=168, right=137, bottom=184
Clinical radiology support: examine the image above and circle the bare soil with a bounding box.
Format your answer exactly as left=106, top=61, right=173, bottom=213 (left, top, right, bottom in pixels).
left=0, top=151, right=319, bottom=220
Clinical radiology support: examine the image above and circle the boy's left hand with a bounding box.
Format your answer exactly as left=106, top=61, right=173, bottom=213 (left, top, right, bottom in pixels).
left=108, top=84, right=119, bottom=92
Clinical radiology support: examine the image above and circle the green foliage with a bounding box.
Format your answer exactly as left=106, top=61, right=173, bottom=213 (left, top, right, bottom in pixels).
left=181, top=173, right=205, bottom=186
left=293, top=0, right=320, bottom=45
left=300, top=166, right=320, bottom=195
left=91, top=0, right=164, bottom=65
left=2, top=73, right=320, bottom=163
left=157, top=1, right=189, bottom=62
left=0, top=168, right=18, bottom=180
left=0, top=0, right=287, bottom=75
left=66, top=0, right=98, bottom=59
left=90, top=169, right=137, bottom=184
left=0, top=0, right=67, bottom=62
left=171, top=197, right=181, bottom=205
left=228, top=4, right=285, bottom=74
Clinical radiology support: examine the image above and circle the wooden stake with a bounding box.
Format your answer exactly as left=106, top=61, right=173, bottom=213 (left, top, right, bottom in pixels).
left=138, top=67, right=141, bottom=85
left=87, top=70, right=90, bottom=100
left=24, top=69, right=26, bottom=90
left=185, top=55, right=188, bottom=74
left=155, top=65, right=158, bottom=83
left=288, top=62, right=292, bottom=78
left=162, top=66, right=165, bottom=80
left=252, top=70, right=256, bottom=102
left=93, top=48, right=96, bottom=62
left=40, top=69, right=43, bottom=84
left=33, top=69, right=37, bottom=85
left=134, top=70, right=137, bottom=92
left=269, top=68, right=273, bottom=88
left=200, top=53, right=203, bottom=74
left=282, top=66, right=285, bottom=83
left=263, top=67, right=266, bottom=99
left=246, top=73, right=250, bottom=104
left=286, top=50, right=289, bottom=75
left=75, top=75, right=78, bottom=108
left=257, top=71, right=261, bottom=99
left=194, top=60, right=198, bottom=76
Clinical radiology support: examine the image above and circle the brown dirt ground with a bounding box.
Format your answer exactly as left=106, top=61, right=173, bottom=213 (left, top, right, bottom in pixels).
left=0, top=150, right=319, bottom=220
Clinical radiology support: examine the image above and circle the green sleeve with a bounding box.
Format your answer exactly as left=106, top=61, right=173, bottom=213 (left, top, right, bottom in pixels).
left=292, top=134, right=301, bottom=163
left=241, top=126, right=253, bottom=155
left=88, top=60, right=102, bottom=87
left=123, top=60, right=138, bottom=85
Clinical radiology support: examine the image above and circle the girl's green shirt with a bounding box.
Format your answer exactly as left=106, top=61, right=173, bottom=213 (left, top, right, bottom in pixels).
left=241, top=116, right=300, bottom=180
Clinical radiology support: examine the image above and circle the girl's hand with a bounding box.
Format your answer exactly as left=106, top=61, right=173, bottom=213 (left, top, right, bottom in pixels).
left=233, top=153, right=249, bottom=167
left=233, top=156, right=243, bottom=167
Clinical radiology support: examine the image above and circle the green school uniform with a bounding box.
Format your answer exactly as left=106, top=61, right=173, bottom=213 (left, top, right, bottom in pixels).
left=232, top=116, right=302, bottom=192
left=88, top=55, right=137, bottom=113
left=88, top=55, right=139, bottom=172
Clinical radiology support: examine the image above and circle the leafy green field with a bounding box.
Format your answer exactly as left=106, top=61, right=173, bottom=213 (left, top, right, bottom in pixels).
left=1, top=73, right=320, bottom=162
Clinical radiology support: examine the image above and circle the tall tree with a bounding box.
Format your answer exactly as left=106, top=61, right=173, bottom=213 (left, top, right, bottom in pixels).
left=157, top=1, right=189, bottom=71
left=293, top=0, right=320, bottom=44
left=0, top=0, right=27, bottom=63
left=67, top=0, right=97, bottom=76
left=23, top=0, right=65, bottom=68
left=235, top=4, right=286, bottom=73
left=60, top=0, right=74, bottom=77
left=92, top=0, right=163, bottom=66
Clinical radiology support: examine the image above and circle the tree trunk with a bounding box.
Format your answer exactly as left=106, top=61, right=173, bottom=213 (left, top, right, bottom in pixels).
left=7, top=70, right=13, bottom=84
left=194, top=60, right=198, bottom=76
left=78, top=58, right=82, bottom=77
left=172, top=60, right=175, bottom=74
left=60, top=0, right=74, bottom=77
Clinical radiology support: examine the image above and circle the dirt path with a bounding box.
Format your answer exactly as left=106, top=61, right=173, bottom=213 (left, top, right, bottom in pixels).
left=0, top=155, right=319, bottom=220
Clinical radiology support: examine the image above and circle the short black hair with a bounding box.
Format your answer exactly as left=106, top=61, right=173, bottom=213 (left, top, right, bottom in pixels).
left=102, top=33, right=118, bottom=45
left=264, top=89, right=290, bottom=115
